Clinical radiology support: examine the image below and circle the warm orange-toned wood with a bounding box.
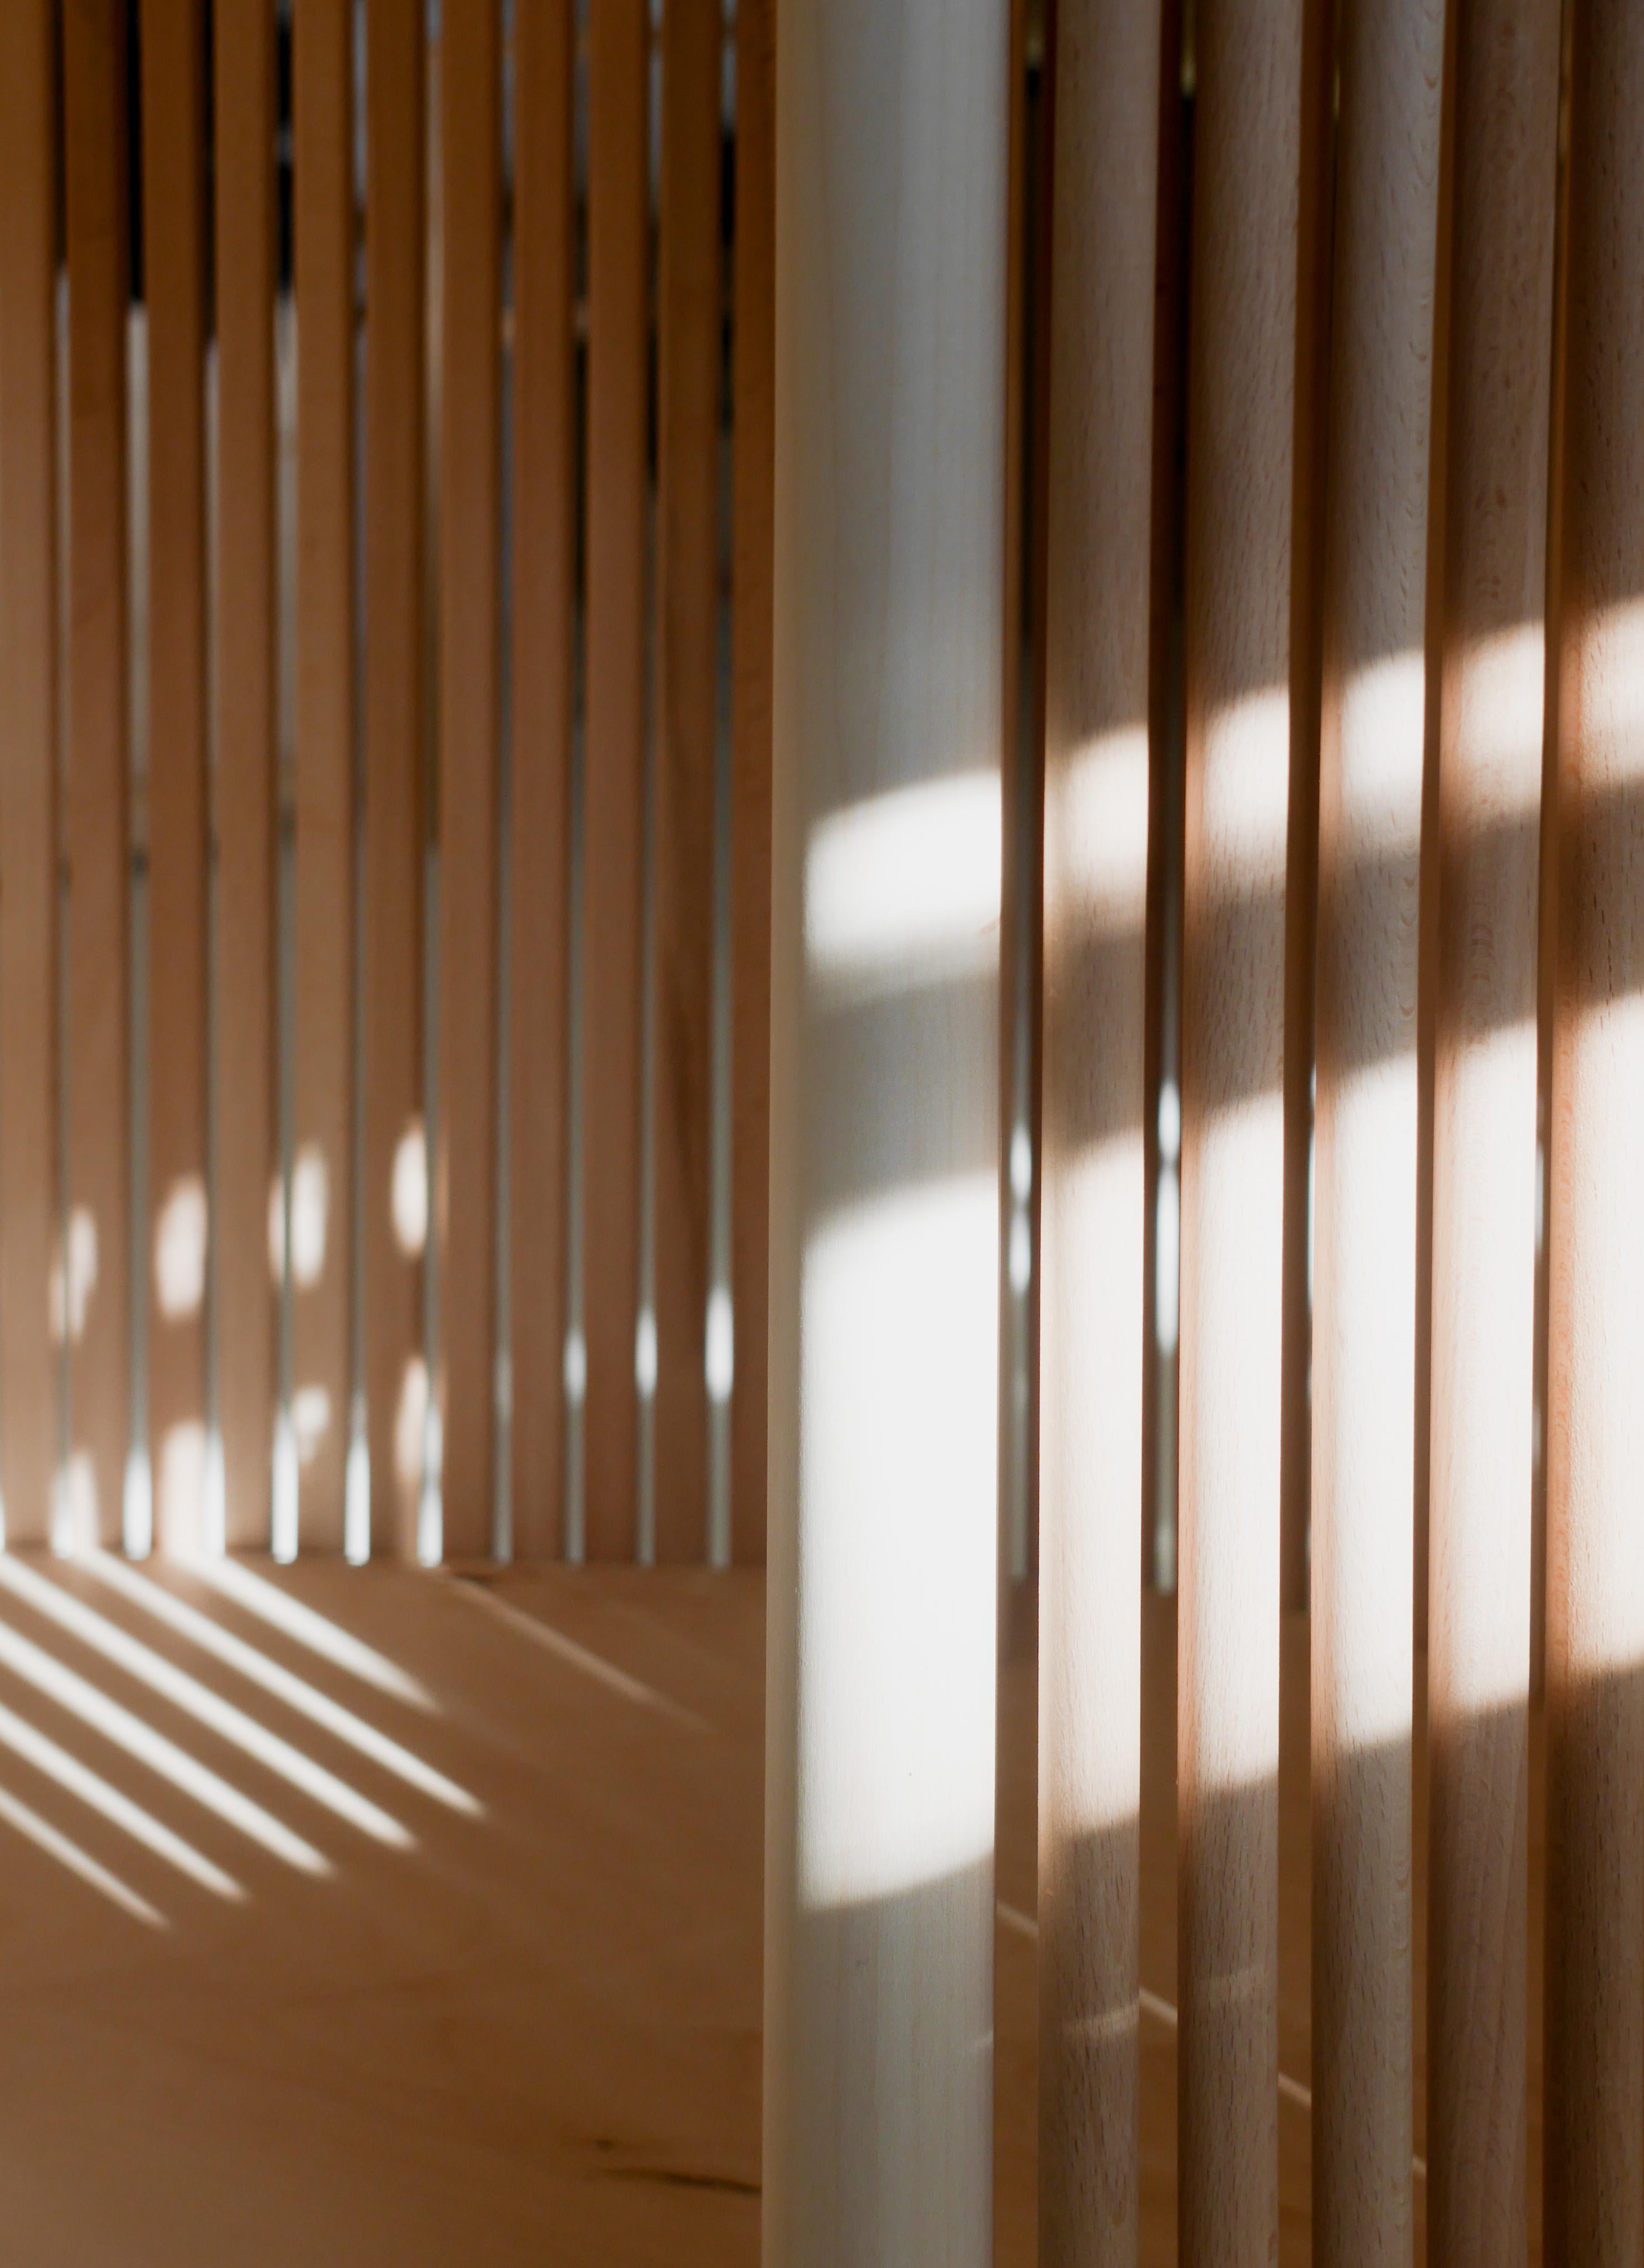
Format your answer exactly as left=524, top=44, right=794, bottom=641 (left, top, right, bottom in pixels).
left=214, top=0, right=278, bottom=1551
left=0, top=0, right=61, bottom=1550
left=652, top=0, right=721, bottom=1564
left=1036, top=0, right=1162, bottom=2255
left=1426, top=5, right=1561, bottom=2261
left=142, top=0, right=210, bottom=1557
left=729, top=0, right=774, bottom=1569
left=63, top=0, right=133, bottom=1553
left=507, top=0, right=575, bottom=1563
left=436, top=0, right=502, bottom=1564
left=1308, top=1, right=1446, bottom=2257
left=363, top=0, right=427, bottom=1563
left=1175, top=0, right=1304, bottom=2257
left=1543, top=5, right=1644, bottom=2260
left=581, top=0, right=648, bottom=1562
left=292, top=0, right=356, bottom=1551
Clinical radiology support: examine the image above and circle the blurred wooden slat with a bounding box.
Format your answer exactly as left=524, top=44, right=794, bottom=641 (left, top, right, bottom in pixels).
left=363, top=0, right=427, bottom=1560
left=1036, top=0, right=1163, bottom=2255
left=729, top=0, right=773, bottom=1569
left=0, top=0, right=61, bottom=1549
left=582, top=0, right=648, bottom=1561
left=1544, top=3, right=1644, bottom=2259
left=1308, top=0, right=1446, bottom=2256
left=63, top=0, right=133, bottom=1551
left=1427, top=3, right=1561, bottom=2261
left=508, top=0, right=575, bottom=1563
left=292, top=0, right=357, bottom=1548
left=214, top=0, right=278, bottom=1550
left=652, top=0, right=721, bottom=1564
left=436, top=0, right=502, bottom=1564
left=142, top=0, right=210, bottom=1555
left=1175, top=0, right=1303, bottom=2256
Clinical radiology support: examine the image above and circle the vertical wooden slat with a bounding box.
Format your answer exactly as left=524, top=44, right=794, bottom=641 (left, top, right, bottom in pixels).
left=582, top=0, right=648, bottom=1561
left=1175, top=0, right=1302, bottom=2256
left=1036, top=0, right=1162, bottom=2255
left=142, top=0, right=210, bottom=1555
left=729, top=0, right=774, bottom=1566
left=1307, top=0, right=1446, bottom=2257
left=1544, top=3, right=1644, bottom=2258
left=0, top=0, right=62, bottom=1549
left=762, top=0, right=1009, bottom=2252
left=652, top=0, right=721, bottom=1563
left=63, top=0, right=132, bottom=1553
left=436, top=0, right=502, bottom=1563
left=363, top=0, right=426, bottom=1560
left=292, top=0, right=355, bottom=1548
left=214, top=0, right=278, bottom=1550
left=508, top=0, right=575, bottom=1562
left=1427, top=3, right=1561, bottom=2260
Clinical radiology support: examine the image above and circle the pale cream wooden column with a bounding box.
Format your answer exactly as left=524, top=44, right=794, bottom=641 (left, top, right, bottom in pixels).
left=761, top=0, right=1010, bottom=2258
left=1037, top=0, right=1163, bottom=2259
left=1308, top=0, right=1446, bottom=2259
left=1426, top=0, right=1561, bottom=2258
left=1174, top=0, right=1304, bottom=2259
left=1544, top=3, right=1644, bottom=2259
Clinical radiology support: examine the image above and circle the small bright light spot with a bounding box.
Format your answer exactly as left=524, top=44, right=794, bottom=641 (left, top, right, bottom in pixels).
left=805, top=772, right=1001, bottom=1004
left=124, top=1450, right=153, bottom=1562
left=292, top=1385, right=332, bottom=1465
left=391, top=1119, right=428, bottom=1258
left=395, top=1358, right=429, bottom=1493
left=271, top=1148, right=329, bottom=1288
left=157, top=1424, right=207, bottom=1556
left=54, top=1455, right=97, bottom=1559
left=705, top=1288, right=734, bottom=1405
left=1155, top=1163, right=1180, bottom=1357
left=417, top=1405, right=443, bottom=1568
left=1009, top=1123, right=1033, bottom=1205
left=50, top=1207, right=98, bottom=1346
left=154, top=1175, right=208, bottom=1320
left=563, top=1328, right=587, bottom=1406
left=344, top=1417, right=370, bottom=1565
left=1159, top=1078, right=1181, bottom=1165
left=1009, top=1212, right=1032, bottom=1296
left=1202, top=687, right=1292, bottom=888
left=271, top=1413, right=299, bottom=1563
left=635, top=1308, right=658, bottom=1399
left=1059, top=725, right=1151, bottom=923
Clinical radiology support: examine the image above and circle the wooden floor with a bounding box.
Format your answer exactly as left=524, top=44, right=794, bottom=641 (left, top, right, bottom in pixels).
left=0, top=1558, right=1537, bottom=2262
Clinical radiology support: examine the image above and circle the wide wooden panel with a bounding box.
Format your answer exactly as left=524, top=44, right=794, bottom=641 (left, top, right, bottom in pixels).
left=436, top=0, right=502, bottom=1564
left=581, top=0, right=649, bottom=1561
left=1175, top=0, right=1303, bottom=2256
left=214, top=0, right=278, bottom=1551
left=0, top=0, right=62, bottom=1549
left=63, top=0, right=133, bottom=1553
left=1426, top=4, right=1561, bottom=2263
left=1036, top=0, right=1164, bottom=2255
left=292, top=0, right=356, bottom=1548
left=652, top=0, right=721, bottom=1564
left=508, top=0, right=575, bottom=1561
left=142, top=0, right=210, bottom=1556
left=1544, top=4, right=1644, bottom=2258
left=364, top=0, right=427, bottom=1561
left=729, top=0, right=773, bottom=1570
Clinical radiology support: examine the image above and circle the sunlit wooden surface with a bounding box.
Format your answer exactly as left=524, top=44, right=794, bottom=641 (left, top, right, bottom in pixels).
left=0, top=1568, right=1542, bottom=2264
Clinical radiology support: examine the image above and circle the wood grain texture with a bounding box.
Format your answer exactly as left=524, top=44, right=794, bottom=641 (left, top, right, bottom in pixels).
left=507, top=0, right=575, bottom=1563
left=1543, top=3, right=1644, bottom=2259
left=1308, top=2, right=1446, bottom=2259
left=214, top=0, right=279, bottom=1550
left=0, top=0, right=62, bottom=1549
left=1426, top=3, right=1561, bottom=2260
left=63, top=0, right=133, bottom=1552
left=651, top=0, right=721, bottom=1565
left=292, top=0, right=356, bottom=1548
left=729, top=0, right=774, bottom=1568
left=363, top=0, right=427, bottom=1562
left=436, top=0, right=502, bottom=1564
left=1175, top=0, right=1302, bottom=2258
left=580, top=0, right=648, bottom=1562
left=142, top=0, right=211, bottom=1556
left=1036, top=0, right=1162, bottom=2256
left=763, top=1, right=1009, bottom=2257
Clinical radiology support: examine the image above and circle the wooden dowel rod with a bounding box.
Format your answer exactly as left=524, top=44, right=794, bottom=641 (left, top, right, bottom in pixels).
left=1036, top=0, right=1163, bottom=2255
left=1543, top=4, right=1644, bottom=2257
left=1308, top=0, right=1446, bottom=2259
left=761, top=0, right=1010, bottom=2255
